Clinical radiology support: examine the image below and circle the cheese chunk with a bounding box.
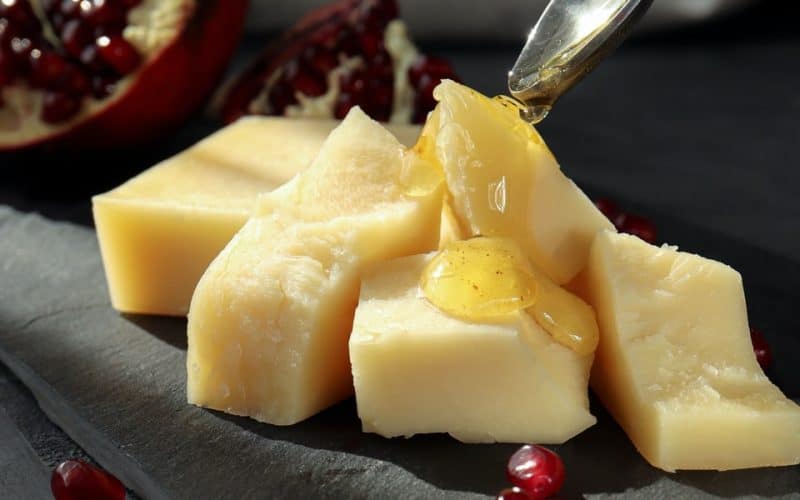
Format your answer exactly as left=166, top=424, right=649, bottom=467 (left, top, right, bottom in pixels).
left=350, top=253, right=596, bottom=444
left=582, top=231, right=800, bottom=471
left=187, top=108, right=443, bottom=425
left=418, top=81, right=614, bottom=284
left=92, top=117, right=422, bottom=315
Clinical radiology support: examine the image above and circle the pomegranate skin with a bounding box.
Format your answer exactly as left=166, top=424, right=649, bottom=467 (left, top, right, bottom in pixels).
left=2, top=0, right=249, bottom=152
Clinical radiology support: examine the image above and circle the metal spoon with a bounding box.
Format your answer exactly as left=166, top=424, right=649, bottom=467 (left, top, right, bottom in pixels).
left=508, top=0, right=654, bottom=123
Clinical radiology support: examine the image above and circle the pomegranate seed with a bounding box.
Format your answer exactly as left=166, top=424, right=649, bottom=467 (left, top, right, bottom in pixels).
left=497, top=487, right=532, bottom=500
left=89, top=73, right=115, bottom=98
left=61, top=66, right=91, bottom=95
left=365, top=81, right=393, bottom=121
left=594, top=197, right=620, bottom=222
left=121, top=0, right=142, bottom=8
left=368, top=49, right=393, bottom=81
left=750, top=328, right=773, bottom=369
left=303, top=46, right=338, bottom=76
left=339, top=68, right=366, bottom=95
left=356, top=24, right=383, bottom=58
left=335, top=28, right=360, bottom=56
left=42, top=0, right=60, bottom=13
left=96, top=35, right=140, bottom=75
left=0, top=0, right=39, bottom=32
left=0, top=18, right=13, bottom=48
left=507, top=445, right=565, bottom=500
left=78, top=43, right=104, bottom=72
left=267, top=81, right=297, bottom=114
left=334, top=91, right=359, bottom=119
left=412, top=73, right=439, bottom=123
left=61, top=19, right=92, bottom=58
left=309, top=20, right=341, bottom=50
left=60, top=0, right=82, bottom=19
left=617, top=213, right=657, bottom=244
left=29, top=49, right=67, bottom=88
left=41, top=90, right=81, bottom=123
left=282, top=59, right=326, bottom=98
left=408, top=55, right=456, bottom=88
left=51, top=460, right=125, bottom=500
left=0, top=50, right=15, bottom=86
left=79, top=0, right=126, bottom=28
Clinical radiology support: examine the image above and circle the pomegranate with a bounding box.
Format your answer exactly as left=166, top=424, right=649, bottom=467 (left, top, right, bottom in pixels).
left=506, top=444, right=566, bottom=500
left=218, top=0, right=459, bottom=125
left=51, top=460, right=125, bottom=500
left=750, top=327, right=773, bottom=369
left=0, top=0, right=248, bottom=151
left=594, top=197, right=658, bottom=244
left=496, top=487, right=532, bottom=500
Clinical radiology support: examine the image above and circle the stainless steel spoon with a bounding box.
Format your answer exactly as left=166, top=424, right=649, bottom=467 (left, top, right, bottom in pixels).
left=508, top=0, right=654, bottom=123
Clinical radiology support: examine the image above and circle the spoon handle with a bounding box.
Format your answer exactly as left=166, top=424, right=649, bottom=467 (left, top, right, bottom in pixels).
left=508, top=0, right=653, bottom=122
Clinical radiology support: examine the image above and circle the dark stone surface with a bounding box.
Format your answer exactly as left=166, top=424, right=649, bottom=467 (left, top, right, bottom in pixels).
left=0, top=407, right=50, bottom=500
left=0, top=2, right=799, bottom=498
left=0, top=202, right=798, bottom=499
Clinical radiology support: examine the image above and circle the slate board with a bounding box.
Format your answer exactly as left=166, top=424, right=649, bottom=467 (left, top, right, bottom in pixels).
left=0, top=203, right=798, bottom=500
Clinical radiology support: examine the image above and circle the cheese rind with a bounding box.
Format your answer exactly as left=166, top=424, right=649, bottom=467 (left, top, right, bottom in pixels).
left=92, top=117, right=422, bottom=315
left=187, top=108, right=443, bottom=425
left=350, top=253, right=596, bottom=444
left=583, top=231, right=800, bottom=471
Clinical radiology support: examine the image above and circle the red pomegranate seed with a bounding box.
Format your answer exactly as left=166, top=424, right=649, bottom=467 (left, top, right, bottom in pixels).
left=121, top=0, right=142, bottom=8
left=303, top=46, right=339, bottom=76
left=356, top=25, right=383, bottom=59
left=61, top=19, right=93, bottom=58
left=51, top=460, right=125, bottom=500
left=339, top=68, right=366, bottom=95
left=78, top=43, right=104, bottom=72
left=750, top=328, right=773, bottom=369
left=42, top=0, right=60, bottom=14
left=79, top=0, right=126, bottom=28
left=365, top=81, right=392, bottom=121
left=334, top=91, right=360, bottom=119
left=267, top=81, right=297, bottom=114
left=61, top=65, right=91, bottom=95
left=90, top=73, right=116, bottom=98
left=96, top=35, right=140, bottom=75
left=497, top=487, right=532, bottom=500
left=617, top=213, right=657, bottom=244
left=507, top=445, right=565, bottom=500
left=282, top=59, right=326, bottom=98
left=0, top=50, right=15, bottom=86
left=408, top=55, right=456, bottom=88
left=412, top=73, right=439, bottom=123
left=0, top=0, right=39, bottom=32
left=29, top=49, right=68, bottom=88
left=60, top=0, right=82, bottom=19
left=368, top=49, right=393, bottom=82
left=594, top=197, right=620, bottom=222
left=335, top=28, right=360, bottom=56
left=41, top=90, right=81, bottom=123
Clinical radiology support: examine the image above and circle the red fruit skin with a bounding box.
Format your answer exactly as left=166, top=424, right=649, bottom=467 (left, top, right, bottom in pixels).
left=3, top=0, right=249, bottom=151
left=617, top=213, right=657, bottom=244
left=51, top=460, right=125, bottom=500
left=506, top=445, right=565, bottom=500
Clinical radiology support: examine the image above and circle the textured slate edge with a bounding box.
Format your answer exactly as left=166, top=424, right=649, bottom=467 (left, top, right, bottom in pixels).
left=0, top=408, right=51, bottom=500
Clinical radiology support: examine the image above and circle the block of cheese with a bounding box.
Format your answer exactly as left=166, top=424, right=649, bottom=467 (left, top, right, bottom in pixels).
left=582, top=230, right=800, bottom=471
left=417, top=80, right=614, bottom=284
left=187, top=108, right=443, bottom=425
left=350, top=252, right=596, bottom=443
left=92, top=117, right=422, bottom=316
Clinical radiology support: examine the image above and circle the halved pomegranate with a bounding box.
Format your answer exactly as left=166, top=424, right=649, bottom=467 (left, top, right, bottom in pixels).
left=218, top=0, right=459, bottom=125
left=0, top=0, right=248, bottom=151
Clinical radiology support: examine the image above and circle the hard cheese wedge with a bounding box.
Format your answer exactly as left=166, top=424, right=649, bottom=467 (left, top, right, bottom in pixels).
left=187, top=108, right=443, bottom=425
left=583, top=230, right=800, bottom=471
left=93, top=117, right=422, bottom=316
left=350, top=252, right=596, bottom=444
left=417, top=80, right=614, bottom=285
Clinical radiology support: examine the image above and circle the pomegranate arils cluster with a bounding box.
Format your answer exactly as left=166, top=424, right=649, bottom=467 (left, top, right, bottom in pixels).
left=223, top=0, right=459, bottom=125
left=0, top=0, right=142, bottom=124
left=594, top=197, right=658, bottom=244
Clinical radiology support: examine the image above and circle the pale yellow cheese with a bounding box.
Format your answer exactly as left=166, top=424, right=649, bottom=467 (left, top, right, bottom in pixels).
left=92, top=117, right=422, bottom=316
left=350, top=253, right=596, bottom=444
left=417, top=81, right=614, bottom=285
left=186, top=108, right=443, bottom=425
left=582, top=231, right=800, bottom=471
